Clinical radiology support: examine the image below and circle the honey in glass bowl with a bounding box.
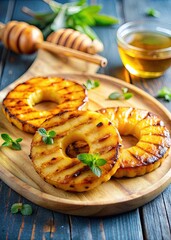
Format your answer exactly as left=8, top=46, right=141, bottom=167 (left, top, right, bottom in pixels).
left=117, top=21, right=171, bottom=78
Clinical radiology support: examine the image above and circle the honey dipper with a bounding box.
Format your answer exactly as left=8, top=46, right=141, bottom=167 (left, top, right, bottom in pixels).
left=47, top=28, right=104, bottom=54
left=0, top=21, right=107, bottom=67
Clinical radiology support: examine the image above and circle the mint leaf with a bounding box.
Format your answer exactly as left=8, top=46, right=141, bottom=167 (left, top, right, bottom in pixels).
left=109, top=88, right=133, bottom=100
left=20, top=204, right=33, bottom=216
left=83, top=79, right=100, bottom=90
left=123, top=92, right=133, bottom=100
left=38, top=128, right=47, bottom=136
left=1, top=133, right=12, bottom=142
left=38, top=128, right=56, bottom=145
left=48, top=130, right=56, bottom=138
left=1, top=133, right=22, bottom=150
left=91, top=165, right=102, bottom=177
left=96, top=158, right=107, bottom=166
left=11, top=203, right=32, bottom=216
left=11, top=142, right=21, bottom=150
left=157, top=87, right=171, bottom=102
left=77, top=153, right=106, bottom=177
left=43, top=136, right=54, bottom=145
left=77, top=153, right=94, bottom=166
left=146, top=8, right=160, bottom=17
left=108, top=92, right=121, bottom=100
left=122, top=87, right=128, bottom=94
left=11, top=203, right=23, bottom=214
left=16, top=138, right=23, bottom=143
left=94, top=14, right=119, bottom=25
left=1, top=142, right=11, bottom=147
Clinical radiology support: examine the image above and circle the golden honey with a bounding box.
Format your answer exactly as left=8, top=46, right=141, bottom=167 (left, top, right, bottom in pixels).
left=117, top=21, right=171, bottom=78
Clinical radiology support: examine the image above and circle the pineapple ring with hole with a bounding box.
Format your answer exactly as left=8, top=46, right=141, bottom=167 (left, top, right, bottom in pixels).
left=30, top=110, right=122, bottom=192
left=2, top=76, right=88, bottom=133
left=97, top=107, right=171, bottom=178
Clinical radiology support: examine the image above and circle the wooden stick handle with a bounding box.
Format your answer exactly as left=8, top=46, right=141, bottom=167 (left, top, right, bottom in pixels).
left=36, top=41, right=108, bottom=68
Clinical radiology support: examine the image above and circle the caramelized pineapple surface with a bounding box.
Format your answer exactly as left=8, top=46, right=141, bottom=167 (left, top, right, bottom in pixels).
left=98, top=107, right=171, bottom=177
left=2, top=76, right=88, bottom=133
left=30, top=110, right=122, bottom=192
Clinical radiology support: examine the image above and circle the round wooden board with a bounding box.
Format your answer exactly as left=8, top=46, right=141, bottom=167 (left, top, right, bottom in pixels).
left=0, top=72, right=171, bottom=217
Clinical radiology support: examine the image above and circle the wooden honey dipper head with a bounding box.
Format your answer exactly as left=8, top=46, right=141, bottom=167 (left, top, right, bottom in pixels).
left=1, top=21, right=43, bottom=54
left=0, top=21, right=107, bottom=67
left=47, top=28, right=104, bottom=55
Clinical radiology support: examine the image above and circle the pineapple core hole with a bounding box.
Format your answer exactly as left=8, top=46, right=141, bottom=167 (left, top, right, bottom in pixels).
left=29, top=89, right=59, bottom=111
left=66, top=140, right=90, bottom=158
left=34, top=101, right=58, bottom=111
left=122, top=135, right=138, bottom=149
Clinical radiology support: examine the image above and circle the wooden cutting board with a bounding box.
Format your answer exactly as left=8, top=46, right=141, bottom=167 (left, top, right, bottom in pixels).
left=0, top=50, right=171, bottom=217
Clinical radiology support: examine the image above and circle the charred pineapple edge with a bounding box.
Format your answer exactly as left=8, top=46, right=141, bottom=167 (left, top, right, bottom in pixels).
left=2, top=76, right=88, bottom=134
left=97, top=107, right=171, bottom=178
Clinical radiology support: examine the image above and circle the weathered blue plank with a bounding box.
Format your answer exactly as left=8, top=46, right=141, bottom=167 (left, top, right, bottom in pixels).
left=141, top=191, right=171, bottom=240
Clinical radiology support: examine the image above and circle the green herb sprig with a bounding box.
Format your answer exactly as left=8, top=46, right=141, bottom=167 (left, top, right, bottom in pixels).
left=77, top=153, right=107, bottom=177
left=22, top=0, right=119, bottom=39
left=108, top=87, right=133, bottom=100
left=83, top=79, right=100, bottom=90
left=38, top=128, right=56, bottom=145
left=146, top=8, right=160, bottom=17
left=11, top=203, right=32, bottom=216
left=156, top=87, right=171, bottom=101
left=1, top=133, right=22, bottom=150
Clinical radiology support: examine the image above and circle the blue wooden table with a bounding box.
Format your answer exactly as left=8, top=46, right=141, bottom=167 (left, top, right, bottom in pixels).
left=0, top=0, right=171, bottom=239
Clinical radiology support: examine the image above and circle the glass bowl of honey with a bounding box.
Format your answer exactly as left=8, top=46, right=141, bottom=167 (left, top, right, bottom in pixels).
left=117, top=20, right=171, bottom=78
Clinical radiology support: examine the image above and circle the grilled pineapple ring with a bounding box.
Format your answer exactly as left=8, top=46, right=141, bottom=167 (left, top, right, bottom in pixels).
left=30, top=110, right=121, bottom=192
left=2, top=76, right=88, bottom=133
left=98, top=107, right=171, bottom=178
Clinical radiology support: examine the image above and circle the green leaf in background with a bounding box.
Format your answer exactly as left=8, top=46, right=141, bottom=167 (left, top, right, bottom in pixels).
left=146, top=8, right=160, bottom=17
left=79, top=5, right=102, bottom=15
left=22, top=0, right=119, bottom=40
left=51, top=6, right=67, bottom=31
left=76, top=0, right=87, bottom=6
left=83, top=79, right=100, bottom=90
left=94, top=14, right=119, bottom=25
left=156, top=87, right=171, bottom=101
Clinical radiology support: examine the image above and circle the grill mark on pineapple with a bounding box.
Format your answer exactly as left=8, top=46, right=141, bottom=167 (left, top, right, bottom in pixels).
left=136, top=144, right=166, bottom=158
left=129, top=111, right=149, bottom=127
left=17, top=115, right=52, bottom=122
left=141, top=132, right=170, bottom=138
left=96, top=122, right=103, bottom=127
left=59, top=166, right=90, bottom=184
left=55, top=161, right=79, bottom=173
left=139, top=139, right=169, bottom=149
left=31, top=147, right=61, bottom=159
left=13, top=108, right=37, bottom=115
left=3, top=99, right=28, bottom=105
left=140, top=136, right=171, bottom=147
left=97, top=144, right=119, bottom=155
left=127, top=148, right=158, bottom=165
left=98, top=134, right=112, bottom=142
